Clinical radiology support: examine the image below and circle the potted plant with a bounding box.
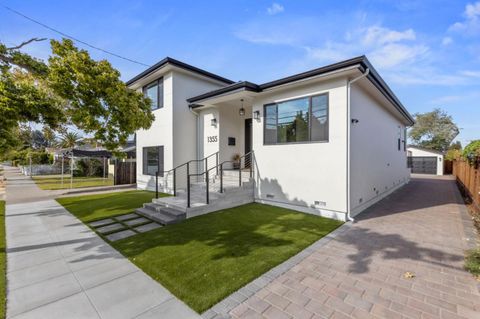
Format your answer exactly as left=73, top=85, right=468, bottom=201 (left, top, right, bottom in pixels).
left=232, top=153, right=241, bottom=169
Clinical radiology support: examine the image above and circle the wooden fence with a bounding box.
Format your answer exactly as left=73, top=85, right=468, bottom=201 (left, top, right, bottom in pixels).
left=114, top=160, right=136, bottom=185
left=453, top=158, right=480, bottom=212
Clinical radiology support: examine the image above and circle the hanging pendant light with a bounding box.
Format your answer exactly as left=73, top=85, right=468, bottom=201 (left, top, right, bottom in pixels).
left=239, top=99, right=245, bottom=116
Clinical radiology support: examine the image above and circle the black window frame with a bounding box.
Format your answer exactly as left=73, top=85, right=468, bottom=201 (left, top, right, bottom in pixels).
left=263, top=93, right=329, bottom=145
left=142, top=146, right=164, bottom=176
left=143, top=78, right=164, bottom=110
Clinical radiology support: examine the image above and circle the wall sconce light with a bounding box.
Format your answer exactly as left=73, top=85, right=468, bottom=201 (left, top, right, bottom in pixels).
left=253, top=110, right=260, bottom=120
left=351, top=118, right=359, bottom=124
left=239, top=99, right=245, bottom=116
left=211, top=118, right=217, bottom=126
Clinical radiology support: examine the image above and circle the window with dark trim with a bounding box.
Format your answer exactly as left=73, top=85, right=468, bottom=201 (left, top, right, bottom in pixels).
left=264, top=93, right=329, bottom=144
left=142, top=146, right=164, bottom=176
left=143, top=78, right=164, bottom=110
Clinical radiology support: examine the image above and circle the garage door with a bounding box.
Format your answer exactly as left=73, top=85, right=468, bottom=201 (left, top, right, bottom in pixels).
left=408, top=156, right=437, bottom=174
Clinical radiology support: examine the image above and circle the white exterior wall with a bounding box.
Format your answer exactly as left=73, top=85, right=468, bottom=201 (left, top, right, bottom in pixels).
left=172, top=72, right=225, bottom=167
left=136, top=70, right=226, bottom=191
left=252, top=79, right=349, bottom=221
left=136, top=72, right=174, bottom=190
left=349, top=85, right=410, bottom=216
left=407, top=147, right=444, bottom=175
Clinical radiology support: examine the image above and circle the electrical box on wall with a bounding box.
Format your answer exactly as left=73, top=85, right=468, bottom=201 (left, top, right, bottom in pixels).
left=228, top=137, right=236, bottom=146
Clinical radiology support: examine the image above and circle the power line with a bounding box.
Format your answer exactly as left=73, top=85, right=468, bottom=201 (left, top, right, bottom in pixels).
left=1, top=4, right=151, bottom=67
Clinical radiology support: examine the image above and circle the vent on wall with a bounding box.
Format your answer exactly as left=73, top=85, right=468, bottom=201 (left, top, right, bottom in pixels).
left=314, top=201, right=326, bottom=207
left=266, top=194, right=275, bottom=199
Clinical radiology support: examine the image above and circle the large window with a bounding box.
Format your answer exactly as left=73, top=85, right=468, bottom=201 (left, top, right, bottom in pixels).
left=143, top=78, right=163, bottom=110
left=264, top=94, right=328, bottom=144
left=142, top=146, right=164, bottom=176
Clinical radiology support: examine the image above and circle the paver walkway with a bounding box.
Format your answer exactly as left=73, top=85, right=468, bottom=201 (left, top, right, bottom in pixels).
left=229, top=175, right=480, bottom=319
left=3, top=166, right=200, bottom=319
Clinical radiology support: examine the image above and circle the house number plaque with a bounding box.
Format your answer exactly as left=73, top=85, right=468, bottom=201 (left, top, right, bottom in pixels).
left=207, top=136, right=218, bottom=143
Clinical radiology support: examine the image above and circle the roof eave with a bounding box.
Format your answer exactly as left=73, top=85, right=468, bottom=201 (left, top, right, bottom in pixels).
left=126, top=57, right=235, bottom=86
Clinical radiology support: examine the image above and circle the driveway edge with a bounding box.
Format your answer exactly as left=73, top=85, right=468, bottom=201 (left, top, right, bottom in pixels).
left=201, top=222, right=353, bottom=319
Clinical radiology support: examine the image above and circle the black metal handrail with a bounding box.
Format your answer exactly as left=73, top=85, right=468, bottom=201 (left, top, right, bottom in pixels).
left=186, top=151, right=254, bottom=207
left=155, top=151, right=219, bottom=199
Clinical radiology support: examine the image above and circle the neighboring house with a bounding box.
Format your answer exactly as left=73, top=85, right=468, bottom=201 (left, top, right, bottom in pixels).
left=127, top=56, right=414, bottom=222
left=407, top=145, right=444, bottom=175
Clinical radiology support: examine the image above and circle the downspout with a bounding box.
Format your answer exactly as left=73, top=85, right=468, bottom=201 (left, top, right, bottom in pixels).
left=346, top=67, right=370, bottom=222
left=189, top=106, right=200, bottom=162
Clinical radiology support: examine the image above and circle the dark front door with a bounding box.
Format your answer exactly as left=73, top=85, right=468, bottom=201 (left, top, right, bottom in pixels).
left=245, top=119, right=252, bottom=167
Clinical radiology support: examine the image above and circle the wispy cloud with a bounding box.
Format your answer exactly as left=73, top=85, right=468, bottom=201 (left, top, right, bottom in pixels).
left=449, top=1, right=480, bottom=36
left=442, top=36, right=453, bottom=45
left=267, top=3, right=284, bottom=15
left=460, top=70, right=480, bottom=77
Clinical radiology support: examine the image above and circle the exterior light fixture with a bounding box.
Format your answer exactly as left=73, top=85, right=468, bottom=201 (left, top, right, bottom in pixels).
left=239, top=99, right=245, bottom=116
left=211, top=118, right=217, bottom=126
left=253, top=110, right=260, bottom=120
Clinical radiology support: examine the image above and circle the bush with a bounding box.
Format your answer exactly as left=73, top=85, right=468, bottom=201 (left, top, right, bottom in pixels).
left=465, top=248, right=480, bottom=276
left=74, top=158, right=104, bottom=177
left=462, top=140, right=480, bottom=163
left=3, top=149, right=52, bottom=166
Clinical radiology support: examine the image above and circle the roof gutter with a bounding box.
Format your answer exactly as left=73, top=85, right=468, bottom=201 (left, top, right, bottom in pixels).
left=346, top=68, right=370, bottom=222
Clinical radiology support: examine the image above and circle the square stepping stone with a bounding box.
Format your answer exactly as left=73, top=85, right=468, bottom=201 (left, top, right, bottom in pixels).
left=123, top=217, right=149, bottom=227
left=105, top=230, right=136, bottom=242
left=134, top=223, right=163, bottom=233
left=96, top=223, right=125, bottom=234
left=89, top=218, right=115, bottom=228
left=114, top=213, right=139, bottom=221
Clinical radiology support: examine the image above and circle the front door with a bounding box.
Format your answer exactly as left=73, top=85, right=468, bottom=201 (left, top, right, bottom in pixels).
left=245, top=119, right=252, bottom=167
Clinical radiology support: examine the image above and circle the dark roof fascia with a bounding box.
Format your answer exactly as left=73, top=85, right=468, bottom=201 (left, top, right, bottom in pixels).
left=126, top=57, right=235, bottom=86
left=359, top=58, right=415, bottom=126
left=185, top=55, right=414, bottom=125
left=259, top=56, right=366, bottom=90
left=187, top=81, right=261, bottom=105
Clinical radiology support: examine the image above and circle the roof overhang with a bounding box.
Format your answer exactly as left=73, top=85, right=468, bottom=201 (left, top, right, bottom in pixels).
left=126, top=57, right=235, bottom=89
left=187, top=56, right=414, bottom=126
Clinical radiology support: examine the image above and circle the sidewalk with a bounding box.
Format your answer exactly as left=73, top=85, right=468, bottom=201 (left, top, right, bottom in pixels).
left=4, top=166, right=200, bottom=319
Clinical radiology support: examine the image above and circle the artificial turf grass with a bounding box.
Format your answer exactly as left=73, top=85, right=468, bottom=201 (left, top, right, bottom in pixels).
left=0, top=201, right=5, bottom=319
left=56, top=190, right=165, bottom=222
left=33, top=176, right=114, bottom=190
left=111, top=202, right=343, bottom=313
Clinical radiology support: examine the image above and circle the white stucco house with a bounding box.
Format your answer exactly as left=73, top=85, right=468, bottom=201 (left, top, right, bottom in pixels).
left=407, top=145, right=444, bottom=175
left=127, top=56, right=414, bottom=222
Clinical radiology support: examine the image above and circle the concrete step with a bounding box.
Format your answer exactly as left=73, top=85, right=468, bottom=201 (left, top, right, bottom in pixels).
left=144, top=203, right=186, bottom=218
left=135, top=207, right=184, bottom=225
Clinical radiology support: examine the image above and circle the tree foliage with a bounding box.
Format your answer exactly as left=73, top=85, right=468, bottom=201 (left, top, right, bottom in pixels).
left=408, top=108, right=459, bottom=152
left=462, top=140, right=480, bottom=163
left=0, top=38, right=154, bottom=154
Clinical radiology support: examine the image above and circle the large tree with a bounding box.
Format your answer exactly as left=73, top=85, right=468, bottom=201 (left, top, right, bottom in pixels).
left=409, top=108, right=459, bottom=152
left=0, top=38, right=154, bottom=154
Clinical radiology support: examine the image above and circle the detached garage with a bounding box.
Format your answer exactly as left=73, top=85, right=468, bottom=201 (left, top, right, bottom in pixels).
left=407, top=146, right=444, bottom=175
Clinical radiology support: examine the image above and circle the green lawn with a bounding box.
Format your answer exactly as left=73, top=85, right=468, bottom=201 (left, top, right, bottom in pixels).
left=33, top=175, right=114, bottom=190
left=0, top=201, right=5, bottom=319
left=114, top=203, right=342, bottom=312
left=57, top=191, right=342, bottom=313
left=56, top=190, right=163, bottom=222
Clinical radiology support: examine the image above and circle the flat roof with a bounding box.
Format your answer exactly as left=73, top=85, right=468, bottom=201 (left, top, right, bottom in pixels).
left=126, top=57, right=235, bottom=86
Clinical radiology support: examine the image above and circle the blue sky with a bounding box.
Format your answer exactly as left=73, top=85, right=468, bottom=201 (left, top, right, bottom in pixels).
left=1, top=0, right=479, bottom=145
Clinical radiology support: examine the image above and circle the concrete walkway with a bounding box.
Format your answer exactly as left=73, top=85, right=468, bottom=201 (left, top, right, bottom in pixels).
left=4, top=166, right=200, bottom=319
left=229, top=175, right=480, bottom=319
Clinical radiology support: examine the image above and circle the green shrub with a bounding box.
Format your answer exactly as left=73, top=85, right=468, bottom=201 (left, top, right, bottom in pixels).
left=462, top=140, right=480, bottom=163
left=74, top=158, right=104, bottom=177
left=465, top=248, right=480, bottom=276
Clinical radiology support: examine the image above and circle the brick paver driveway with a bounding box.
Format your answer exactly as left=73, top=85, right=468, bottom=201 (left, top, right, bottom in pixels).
left=230, top=175, right=480, bottom=319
